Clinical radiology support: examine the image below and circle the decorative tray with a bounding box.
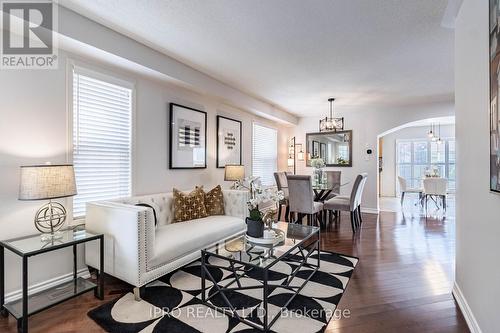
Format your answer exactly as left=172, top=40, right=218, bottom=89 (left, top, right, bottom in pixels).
left=245, top=228, right=285, bottom=245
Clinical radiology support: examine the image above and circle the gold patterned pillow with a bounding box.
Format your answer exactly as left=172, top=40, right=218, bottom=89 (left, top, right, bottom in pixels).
left=197, top=185, right=225, bottom=216
left=173, top=188, right=208, bottom=223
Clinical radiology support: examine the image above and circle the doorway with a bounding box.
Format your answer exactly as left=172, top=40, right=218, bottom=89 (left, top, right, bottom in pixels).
left=377, top=116, right=455, bottom=217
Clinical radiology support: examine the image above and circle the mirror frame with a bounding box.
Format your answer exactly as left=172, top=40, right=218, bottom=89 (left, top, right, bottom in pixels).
left=306, top=130, right=353, bottom=167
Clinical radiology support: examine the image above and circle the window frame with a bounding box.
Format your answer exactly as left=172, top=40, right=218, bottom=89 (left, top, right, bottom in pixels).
left=68, top=61, right=136, bottom=219
left=251, top=121, right=278, bottom=187
left=395, top=138, right=455, bottom=194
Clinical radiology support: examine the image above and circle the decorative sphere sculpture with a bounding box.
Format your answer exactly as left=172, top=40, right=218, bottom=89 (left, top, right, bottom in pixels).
left=34, top=201, right=67, bottom=234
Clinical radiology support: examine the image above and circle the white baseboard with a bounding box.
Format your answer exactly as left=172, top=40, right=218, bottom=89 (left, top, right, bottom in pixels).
left=361, top=207, right=379, bottom=215
left=5, top=268, right=90, bottom=303
left=452, top=283, right=482, bottom=333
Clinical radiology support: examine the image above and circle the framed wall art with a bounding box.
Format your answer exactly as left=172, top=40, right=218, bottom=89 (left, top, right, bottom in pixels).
left=169, top=103, right=207, bottom=169
left=490, top=0, right=500, bottom=192
left=216, top=115, right=242, bottom=168
left=312, top=140, right=320, bottom=158
left=320, top=143, right=327, bottom=160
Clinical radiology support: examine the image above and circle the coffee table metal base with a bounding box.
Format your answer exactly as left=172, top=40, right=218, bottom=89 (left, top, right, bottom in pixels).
left=201, top=237, right=320, bottom=332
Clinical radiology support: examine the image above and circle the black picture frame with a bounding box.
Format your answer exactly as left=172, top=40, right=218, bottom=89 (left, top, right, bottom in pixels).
left=320, top=143, right=327, bottom=159
left=216, top=115, right=242, bottom=168
left=312, top=141, right=320, bottom=158
left=490, top=0, right=500, bottom=193
left=169, top=103, right=207, bottom=169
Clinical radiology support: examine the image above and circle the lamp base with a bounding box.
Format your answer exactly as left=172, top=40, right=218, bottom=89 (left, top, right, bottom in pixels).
left=34, top=200, right=67, bottom=236
left=40, top=231, right=63, bottom=242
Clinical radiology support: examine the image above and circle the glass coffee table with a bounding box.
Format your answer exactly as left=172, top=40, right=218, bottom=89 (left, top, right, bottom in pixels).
left=201, top=222, right=320, bottom=332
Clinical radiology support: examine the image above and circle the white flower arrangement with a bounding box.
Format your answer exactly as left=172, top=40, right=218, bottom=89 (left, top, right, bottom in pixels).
left=233, top=176, right=261, bottom=192
left=311, top=158, right=325, bottom=168
left=244, top=179, right=284, bottom=221
left=247, top=187, right=285, bottom=210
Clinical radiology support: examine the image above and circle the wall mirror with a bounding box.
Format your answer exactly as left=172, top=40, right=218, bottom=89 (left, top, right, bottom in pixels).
left=306, top=130, right=352, bottom=167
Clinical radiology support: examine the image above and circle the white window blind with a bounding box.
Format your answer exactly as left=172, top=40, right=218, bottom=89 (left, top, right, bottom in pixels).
left=72, top=68, right=132, bottom=218
left=252, top=123, right=278, bottom=186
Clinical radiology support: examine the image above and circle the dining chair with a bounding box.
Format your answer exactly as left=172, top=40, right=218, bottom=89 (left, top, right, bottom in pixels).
left=324, top=173, right=367, bottom=233
left=287, top=175, right=324, bottom=227
left=398, top=176, right=423, bottom=205
left=319, top=171, right=341, bottom=222
left=324, top=171, right=341, bottom=200
left=355, top=174, right=368, bottom=226
left=422, top=178, right=448, bottom=212
left=274, top=171, right=290, bottom=222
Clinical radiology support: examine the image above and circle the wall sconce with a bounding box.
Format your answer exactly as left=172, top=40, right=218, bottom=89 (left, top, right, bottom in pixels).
left=288, top=137, right=296, bottom=174
left=287, top=139, right=305, bottom=174
left=296, top=143, right=304, bottom=161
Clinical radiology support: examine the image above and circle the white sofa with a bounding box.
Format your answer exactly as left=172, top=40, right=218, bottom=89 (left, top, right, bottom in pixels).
left=85, top=189, right=248, bottom=295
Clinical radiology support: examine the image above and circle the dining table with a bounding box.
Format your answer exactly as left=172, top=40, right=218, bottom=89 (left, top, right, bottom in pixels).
left=312, top=180, right=351, bottom=202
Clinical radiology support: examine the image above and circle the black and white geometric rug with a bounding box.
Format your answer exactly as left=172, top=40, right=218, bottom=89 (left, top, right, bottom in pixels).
left=88, top=250, right=358, bottom=333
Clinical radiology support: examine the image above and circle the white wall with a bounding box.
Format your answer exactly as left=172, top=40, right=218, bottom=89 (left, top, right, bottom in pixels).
left=455, top=1, right=500, bottom=332
left=0, top=49, right=291, bottom=296
left=293, top=103, right=454, bottom=212
left=380, top=124, right=455, bottom=197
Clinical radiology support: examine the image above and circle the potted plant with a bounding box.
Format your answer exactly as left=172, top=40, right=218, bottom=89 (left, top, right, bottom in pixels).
left=245, top=182, right=284, bottom=238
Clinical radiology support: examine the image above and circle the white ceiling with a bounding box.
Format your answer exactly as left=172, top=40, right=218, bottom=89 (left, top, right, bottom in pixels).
left=60, top=0, right=454, bottom=117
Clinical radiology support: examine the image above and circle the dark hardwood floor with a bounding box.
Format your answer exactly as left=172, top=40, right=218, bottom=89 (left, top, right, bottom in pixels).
left=1, top=197, right=469, bottom=332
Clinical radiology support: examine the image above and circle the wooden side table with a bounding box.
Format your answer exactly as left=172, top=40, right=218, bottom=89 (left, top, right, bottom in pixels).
left=0, top=229, right=104, bottom=333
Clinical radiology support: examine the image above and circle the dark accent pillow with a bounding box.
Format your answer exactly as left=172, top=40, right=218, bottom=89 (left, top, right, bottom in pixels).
left=173, top=188, right=208, bottom=222
left=135, top=203, right=157, bottom=227
left=197, top=185, right=225, bottom=216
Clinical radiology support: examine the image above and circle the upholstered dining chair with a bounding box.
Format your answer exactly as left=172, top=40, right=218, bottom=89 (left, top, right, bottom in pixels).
left=320, top=171, right=341, bottom=222
left=354, top=174, right=368, bottom=226
left=398, top=176, right=423, bottom=205
left=324, top=173, right=367, bottom=233
left=287, top=175, right=324, bottom=227
left=274, top=171, right=290, bottom=222
left=422, top=178, right=448, bottom=212
left=324, top=171, right=341, bottom=200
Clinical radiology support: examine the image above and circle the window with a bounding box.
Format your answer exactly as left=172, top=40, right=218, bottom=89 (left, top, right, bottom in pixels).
left=338, top=145, right=349, bottom=161
left=72, top=68, right=132, bottom=218
left=252, top=123, right=277, bottom=186
left=396, top=139, right=456, bottom=193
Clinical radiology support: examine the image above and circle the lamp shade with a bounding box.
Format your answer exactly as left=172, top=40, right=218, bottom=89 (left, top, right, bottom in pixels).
left=19, top=164, right=77, bottom=200
left=297, top=151, right=304, bottom=161
left=224, top=165, right=245, bottom=181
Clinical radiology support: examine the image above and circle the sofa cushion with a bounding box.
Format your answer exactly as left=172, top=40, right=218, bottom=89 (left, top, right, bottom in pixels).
left=173, top=188, right=208, bottom=222
left=150, top=215, right=245, bottom=267
left=199, top=185, right=225, bottom=216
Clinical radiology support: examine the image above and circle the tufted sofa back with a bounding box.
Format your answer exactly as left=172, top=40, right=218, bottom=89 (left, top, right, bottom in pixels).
left=114, top=193, right=175, bottom=226
left=109, top=189, right=249, bottom=227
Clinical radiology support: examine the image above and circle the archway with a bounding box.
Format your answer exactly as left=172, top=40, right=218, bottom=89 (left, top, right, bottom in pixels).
left=376, top=116, right=456, bottom=212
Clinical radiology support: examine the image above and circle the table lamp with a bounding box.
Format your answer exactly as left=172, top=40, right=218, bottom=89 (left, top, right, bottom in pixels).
left=19, top=164, right=77, bottom=240
left=224, top=165, right=245, bottom=189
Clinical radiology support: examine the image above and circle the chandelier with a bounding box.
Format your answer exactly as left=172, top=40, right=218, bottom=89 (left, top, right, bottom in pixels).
left=319, top=98, right=344, bottom=132
left=427, top=123, right=443, bottom=144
